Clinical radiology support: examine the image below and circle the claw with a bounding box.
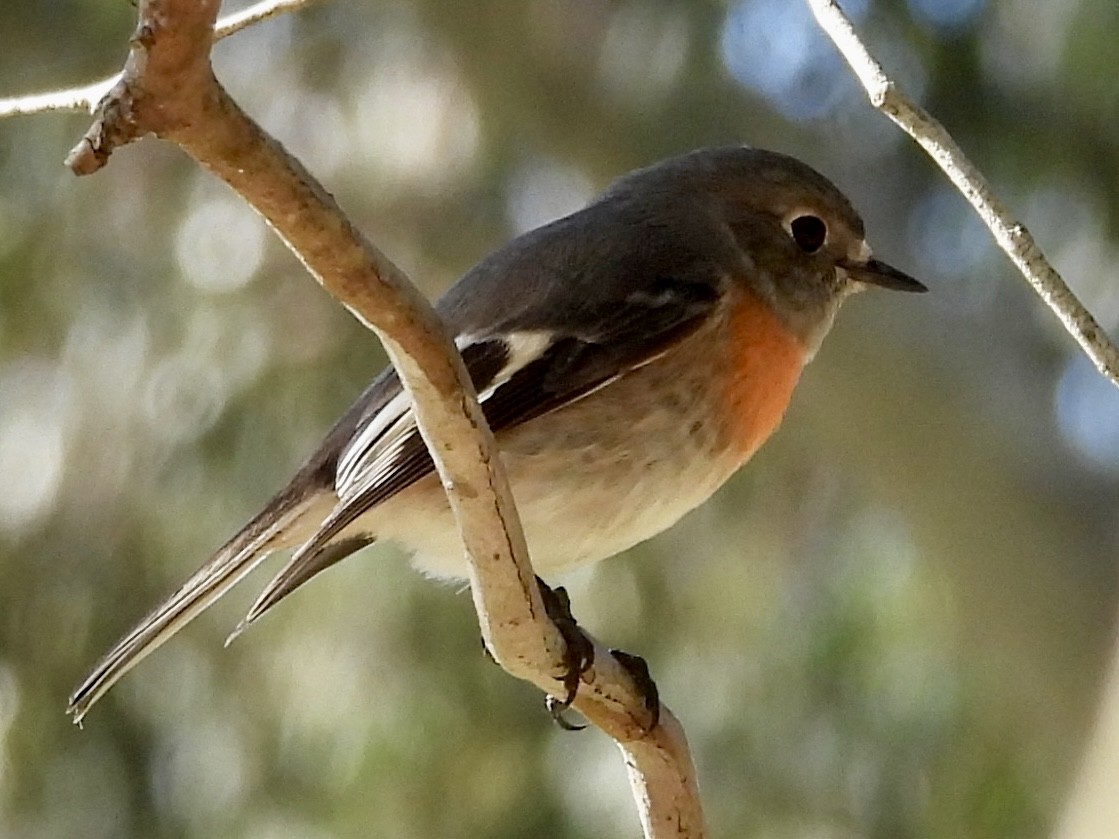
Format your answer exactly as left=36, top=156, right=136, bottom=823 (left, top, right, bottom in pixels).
left=536, top=577, right=595, bottom=729
left=546, top=695, right=587, bottom=731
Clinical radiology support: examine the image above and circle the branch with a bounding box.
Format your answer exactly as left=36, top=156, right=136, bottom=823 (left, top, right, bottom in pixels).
left=62, top=0, right=704, bottom=835
left=806, top=0, right=1119, bottom=388
left=0, top=0, right=324, bottom=118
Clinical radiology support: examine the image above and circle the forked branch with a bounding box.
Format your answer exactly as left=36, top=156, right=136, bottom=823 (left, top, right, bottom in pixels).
left=59, top=1, right=704, bottom=836
left=0, top=0, right=324, bottom=117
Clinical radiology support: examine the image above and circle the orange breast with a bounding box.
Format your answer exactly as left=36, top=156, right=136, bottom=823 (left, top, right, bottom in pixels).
left=719, top=291, right=807, bottom=460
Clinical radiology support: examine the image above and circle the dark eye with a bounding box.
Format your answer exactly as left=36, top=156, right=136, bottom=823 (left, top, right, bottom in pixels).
left=790, top=215, right=827, bottom=254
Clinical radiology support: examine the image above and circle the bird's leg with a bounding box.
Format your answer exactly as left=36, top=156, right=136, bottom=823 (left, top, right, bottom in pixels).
left=482, top=578, right=659, bottom=731
left=535, top=576, right=595, bottom=730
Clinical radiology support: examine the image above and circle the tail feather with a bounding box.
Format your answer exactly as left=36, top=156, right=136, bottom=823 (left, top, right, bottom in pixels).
left=68, top=489, right=333, bottom=724
left=227, top=535, right=374, bottom=645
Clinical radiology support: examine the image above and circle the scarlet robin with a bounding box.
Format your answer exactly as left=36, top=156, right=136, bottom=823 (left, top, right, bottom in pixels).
left=69, top=146, right=925, bottom=722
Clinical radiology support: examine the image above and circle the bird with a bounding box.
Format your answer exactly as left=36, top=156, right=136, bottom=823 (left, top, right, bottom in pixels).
left=68, top=146, right=925, bottom=722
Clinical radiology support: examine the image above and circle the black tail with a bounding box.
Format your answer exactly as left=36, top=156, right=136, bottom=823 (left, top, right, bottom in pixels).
left=68, top=481, right=334, bottom=724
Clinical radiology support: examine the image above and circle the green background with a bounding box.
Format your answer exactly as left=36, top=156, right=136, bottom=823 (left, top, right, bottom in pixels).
left=1, top=1, right=1118, bottom=837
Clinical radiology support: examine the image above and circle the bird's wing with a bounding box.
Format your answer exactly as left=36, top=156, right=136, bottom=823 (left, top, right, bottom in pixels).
left=238, top=273, right=722, bottom=627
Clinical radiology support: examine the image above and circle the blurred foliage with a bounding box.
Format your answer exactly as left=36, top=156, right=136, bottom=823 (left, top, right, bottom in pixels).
left=1, top=1, right=1118, bottom=837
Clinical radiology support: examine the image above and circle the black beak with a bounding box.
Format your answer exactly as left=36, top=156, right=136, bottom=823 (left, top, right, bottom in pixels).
left=840, top=258, right=927, bottom=293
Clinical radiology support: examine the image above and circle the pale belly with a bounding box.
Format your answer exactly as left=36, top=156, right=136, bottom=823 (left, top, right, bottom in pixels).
left=375, top=411, right=742, bottom=580
left=368, top=308, right=805, bottom=580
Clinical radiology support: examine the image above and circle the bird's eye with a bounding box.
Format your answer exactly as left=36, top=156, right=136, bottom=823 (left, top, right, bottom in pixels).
left=789, top=215, right=827, bottom=254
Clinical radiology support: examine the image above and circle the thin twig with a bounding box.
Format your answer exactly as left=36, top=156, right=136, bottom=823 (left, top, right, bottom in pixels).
left=0, top=0, right=324, bottom=118
left=806, top=0, right=1119, bottom=387
left=61, top=0, right=704, bottom=835
left=0, top=78, right=118, bottom=117
left=215, top=0, right=324, bottom=38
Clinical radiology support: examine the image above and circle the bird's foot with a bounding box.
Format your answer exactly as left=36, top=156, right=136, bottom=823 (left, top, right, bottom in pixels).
left=609, top=649, right=660, bottom=731
left=536, top=577, right=595, bottom=730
